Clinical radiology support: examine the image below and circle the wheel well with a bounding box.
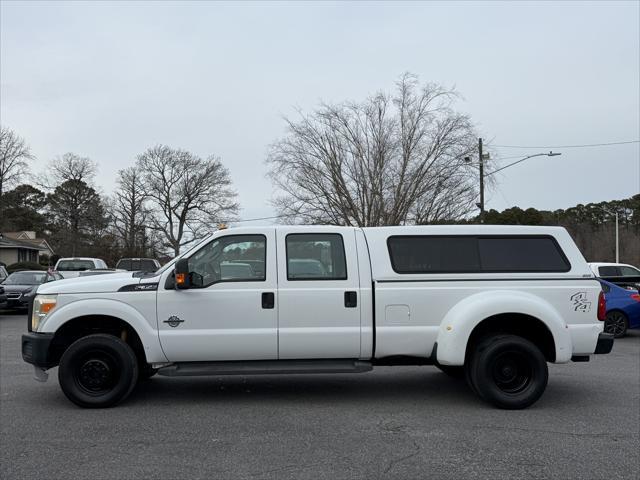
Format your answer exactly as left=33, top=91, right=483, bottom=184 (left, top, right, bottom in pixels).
left=465, top=313, right=556, bottom=363
left=49, top=315, right=147, bottom=367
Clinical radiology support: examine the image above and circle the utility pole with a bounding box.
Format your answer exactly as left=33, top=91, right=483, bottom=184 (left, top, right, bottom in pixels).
left=469, top=147, right=562, bottom=225
left=615, top=211, right=619, bottom=263
left=478, top=137, right=485, bottom=223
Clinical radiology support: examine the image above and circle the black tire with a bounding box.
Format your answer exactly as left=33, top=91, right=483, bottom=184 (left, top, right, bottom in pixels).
left=467, top=334, right=548, bottom=410
left=464, top=349, right=482, bottom=397
left=58, top=334, right=139, bottom=408
left=436, top=364, right=465, bottom=379
left=604, top=311, right=628, bottom=338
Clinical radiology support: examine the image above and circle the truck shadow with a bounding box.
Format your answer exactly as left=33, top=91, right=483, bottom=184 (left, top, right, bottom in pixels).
left=30, top=365, right=600, bottom=411
left=129, top=368, right=475, bottom=406
left=125, top=367, right=590, bottom=409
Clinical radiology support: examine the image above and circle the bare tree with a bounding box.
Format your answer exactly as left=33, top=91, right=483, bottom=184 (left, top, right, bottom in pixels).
left=112, top=166, right=149, bottom=256
left=267, top=74, right=479, bottom=226
left=137, top=145, right=239, bottom=256
left=47, top=152, right=98, bottom=185
left=0, top=126, right=34, bottom=216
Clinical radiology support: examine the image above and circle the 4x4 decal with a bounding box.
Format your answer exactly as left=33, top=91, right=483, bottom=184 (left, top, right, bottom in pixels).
left=570, top=292, right=592, bottom=312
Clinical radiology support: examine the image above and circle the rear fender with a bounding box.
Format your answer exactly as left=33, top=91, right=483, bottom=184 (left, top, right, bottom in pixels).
left=436, top=290, right=572, bottom=365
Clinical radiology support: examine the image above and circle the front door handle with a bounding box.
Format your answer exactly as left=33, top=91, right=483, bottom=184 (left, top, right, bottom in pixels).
left=262, top=292, right=275, bottom=309
left=344, top=291, right=357, bottom=308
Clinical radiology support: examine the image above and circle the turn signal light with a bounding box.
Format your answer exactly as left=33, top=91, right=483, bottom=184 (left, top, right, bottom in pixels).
left=40, top=302, right=56, bottom=314
left=175, top=273, right=187, bottom=285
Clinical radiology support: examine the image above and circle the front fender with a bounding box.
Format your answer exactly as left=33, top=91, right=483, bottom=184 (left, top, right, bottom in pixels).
left=436, top=290, right=572, bottom=365
left=39, top=297, right=168, bottom=363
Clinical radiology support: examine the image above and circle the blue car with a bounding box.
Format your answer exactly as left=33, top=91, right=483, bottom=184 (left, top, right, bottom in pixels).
left=600, top=280, right=640, bottom=337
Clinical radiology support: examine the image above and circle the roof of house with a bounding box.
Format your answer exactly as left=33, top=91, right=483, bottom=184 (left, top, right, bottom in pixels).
left=1, top=232, right=54, bottom=254
left=4, top=231, right=36, bottom=240
left=0, top=235, right=41, bottom=250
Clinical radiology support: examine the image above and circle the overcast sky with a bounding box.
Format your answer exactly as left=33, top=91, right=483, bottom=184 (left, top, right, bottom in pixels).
left=1, top=1, right=639, bottom=223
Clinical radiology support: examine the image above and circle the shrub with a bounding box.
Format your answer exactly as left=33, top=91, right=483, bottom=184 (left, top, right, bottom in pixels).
left=6, top=261, right=47, bottom=273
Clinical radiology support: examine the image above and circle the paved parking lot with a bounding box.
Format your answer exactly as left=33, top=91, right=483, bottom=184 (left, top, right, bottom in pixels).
left=1, top=311, right=638, bottom=480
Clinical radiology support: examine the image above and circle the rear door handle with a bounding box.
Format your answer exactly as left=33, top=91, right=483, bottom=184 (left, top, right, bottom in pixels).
left=344, top=291, right=357, bottom=308
left=262, top=292, right=275, bottom=309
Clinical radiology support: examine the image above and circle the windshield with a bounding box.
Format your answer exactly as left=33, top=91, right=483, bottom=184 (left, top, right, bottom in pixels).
left=3, top=272, right=47, bottom=285
left=57, top=260, right=95, bottom=271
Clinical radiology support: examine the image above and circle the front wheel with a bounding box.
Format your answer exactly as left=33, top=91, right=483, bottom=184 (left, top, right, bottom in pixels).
left=58, top=334, right=139, bottom=408
left=604, top=311, right=628, bottom=338
left=467, top=334, right=548, bottom=409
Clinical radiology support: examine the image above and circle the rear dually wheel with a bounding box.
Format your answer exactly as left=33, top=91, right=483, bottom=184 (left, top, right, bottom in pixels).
left=466, top=334, right=548, bottom=409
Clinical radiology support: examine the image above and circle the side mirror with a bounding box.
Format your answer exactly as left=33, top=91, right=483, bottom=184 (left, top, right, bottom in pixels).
left=174, top=258, right=191, bottom=290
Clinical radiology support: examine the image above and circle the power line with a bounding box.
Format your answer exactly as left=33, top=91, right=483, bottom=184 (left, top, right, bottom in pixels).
left=493, top=140, right=639, bottom=149
left=227, top=213, right=294, bottom=224
left=494, top=154, right=542, bottom=161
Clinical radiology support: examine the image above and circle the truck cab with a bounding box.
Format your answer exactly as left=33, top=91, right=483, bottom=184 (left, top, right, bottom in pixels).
left=22, top=225, right=613, bottom=409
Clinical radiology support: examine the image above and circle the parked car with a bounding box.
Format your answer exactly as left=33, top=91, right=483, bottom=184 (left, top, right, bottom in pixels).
left=54, top=258, right=108, bottom=279
left=0, top=265, right=9, bottom=282
left=588, top=262, right=640, bottom=290
left=599, top=279, right=640, bottom=338
left=1, top=270, right=63, bottom=310
left=589, top=262, right=640, bottom=277
left=115, top=258, right=161, bottom=273
left=22, top=225, right=613, bottom=409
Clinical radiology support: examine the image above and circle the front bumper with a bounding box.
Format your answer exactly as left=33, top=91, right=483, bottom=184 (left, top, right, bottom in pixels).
left=7, top=296, right=30, bottom=308
left=594, top=332, right=614, bottom=354
left=21, top=332, right=55, bottom=368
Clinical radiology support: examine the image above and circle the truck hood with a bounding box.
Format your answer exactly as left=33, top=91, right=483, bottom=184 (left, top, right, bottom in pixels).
left=36, top=272, right=142, bottom=294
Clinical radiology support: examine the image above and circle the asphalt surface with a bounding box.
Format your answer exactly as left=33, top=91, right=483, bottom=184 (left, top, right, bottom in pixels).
left=1, top=311, right=639, bottom=480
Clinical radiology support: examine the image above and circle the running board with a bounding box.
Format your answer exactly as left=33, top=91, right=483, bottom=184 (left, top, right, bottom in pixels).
left=157, top=359, right=373, bottom=377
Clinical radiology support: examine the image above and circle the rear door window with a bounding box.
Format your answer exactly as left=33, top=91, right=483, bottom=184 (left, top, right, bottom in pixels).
left=286, top=234, right=347, bottom=280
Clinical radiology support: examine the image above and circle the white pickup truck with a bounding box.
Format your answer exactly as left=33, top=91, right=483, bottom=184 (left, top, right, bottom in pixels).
left=54, top=257, right=109, bottom=279
left=22, top=225, right=613, bottom=409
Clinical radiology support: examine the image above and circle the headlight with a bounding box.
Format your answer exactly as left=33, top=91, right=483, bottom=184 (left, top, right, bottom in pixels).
left=31, top=295, right=57, bottom=332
